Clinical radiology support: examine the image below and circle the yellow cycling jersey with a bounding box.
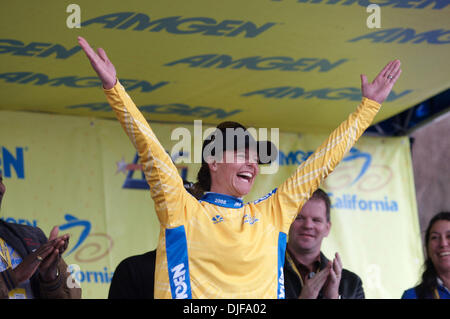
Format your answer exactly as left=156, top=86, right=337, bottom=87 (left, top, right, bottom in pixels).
left=104, top=81, right=381, bottom=299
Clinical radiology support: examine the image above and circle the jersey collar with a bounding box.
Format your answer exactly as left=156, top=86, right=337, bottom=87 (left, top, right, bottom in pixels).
left=200, top=192, right=244, bottom=209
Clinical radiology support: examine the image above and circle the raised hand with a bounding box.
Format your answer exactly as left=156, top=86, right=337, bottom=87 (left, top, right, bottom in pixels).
left=361, top=60, right=402, bottom=104
left=77, top=36, right=117, bottom=89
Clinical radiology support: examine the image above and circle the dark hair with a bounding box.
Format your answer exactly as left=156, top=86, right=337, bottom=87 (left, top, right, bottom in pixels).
left=189, top=163, right=211, bottom=200
left=415, top=211, right=450, bottom=299
left=202, top=121, right=277, bottom=165
left=310, top=188, right=331, bottom=222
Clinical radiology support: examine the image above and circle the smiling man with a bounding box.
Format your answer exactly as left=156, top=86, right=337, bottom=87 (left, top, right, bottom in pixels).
left=284, top=188, right=365, bottom=299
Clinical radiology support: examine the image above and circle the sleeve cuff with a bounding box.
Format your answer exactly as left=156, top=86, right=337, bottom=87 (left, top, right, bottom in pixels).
left=103, top=78, right=120, bottom=93
left=361, top=97, right=381, bottom=110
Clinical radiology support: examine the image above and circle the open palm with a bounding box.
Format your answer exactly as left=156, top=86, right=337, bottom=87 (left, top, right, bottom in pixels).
left=361, top=60, right=402, bottom=104
left=78, top=36, right=117, bottom=89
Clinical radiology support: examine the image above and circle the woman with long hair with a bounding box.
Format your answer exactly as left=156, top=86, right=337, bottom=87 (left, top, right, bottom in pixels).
left=77, top=36, right=402, bottom=299
left=402, top=212, right=450, bottom=299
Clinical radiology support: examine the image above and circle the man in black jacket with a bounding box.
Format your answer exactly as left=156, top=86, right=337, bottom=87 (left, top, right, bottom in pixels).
left=284, top=189, right=364, bottom=299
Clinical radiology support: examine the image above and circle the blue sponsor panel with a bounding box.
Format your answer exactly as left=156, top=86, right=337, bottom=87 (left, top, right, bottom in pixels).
left=277, top=232, right=287, bottom=299
left=165, top=226, right=192, bottom=299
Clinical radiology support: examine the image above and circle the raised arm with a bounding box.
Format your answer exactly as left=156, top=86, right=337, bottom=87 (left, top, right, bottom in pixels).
left=77, top=37, right=191, bottom=227
left=259, top=60, right=402, bottom=231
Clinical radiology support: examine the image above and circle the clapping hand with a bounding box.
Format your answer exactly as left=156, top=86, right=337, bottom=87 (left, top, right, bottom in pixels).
left=39, top=226, right=70, bottom=282
left=12, top=227, right=69, bottom=284
left=323, top=253, right=343, bottom=299
left=298, top=262, right=331, bottom=299
left=298, top=253, right=343, bottom=299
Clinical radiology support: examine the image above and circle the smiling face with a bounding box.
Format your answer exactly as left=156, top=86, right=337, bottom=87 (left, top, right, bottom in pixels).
left=427, top=220, right=450, bottom=275
left=288, top=198, right=331, bottom=254
left=208, top=148, right=259, bottom=198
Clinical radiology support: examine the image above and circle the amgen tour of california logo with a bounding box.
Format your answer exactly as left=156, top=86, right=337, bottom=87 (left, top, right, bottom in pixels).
left=116, top=151, right=189, bottom=190
left=322, top=147, right=398, bottom=213
left=323, top=147, right=393, bottom=192
left=59, top=214, right=113, bottom=263
left=278, top=146, right=383, bottom=190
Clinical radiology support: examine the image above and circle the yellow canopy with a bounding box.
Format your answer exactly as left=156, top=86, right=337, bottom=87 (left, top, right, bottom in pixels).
left=1, top=1, right=449, bottom=133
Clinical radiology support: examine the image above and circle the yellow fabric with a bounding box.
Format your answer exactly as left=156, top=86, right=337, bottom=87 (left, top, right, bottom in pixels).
left=0, top=238, right=12, bottom=269
left=1, top=2, right=449, bottom=134
left=0, top=237, right=34, bottom=299
left=103, top=80, right=380, bottom=298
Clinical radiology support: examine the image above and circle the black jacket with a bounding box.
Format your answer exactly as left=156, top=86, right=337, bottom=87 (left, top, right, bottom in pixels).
left=284, top=251, right=365, bottom=299
left=108, top=250, right=156, bottom=299
left=0, top=220, right=62, bottom=298
left=0, top=220, right=81, bottom=299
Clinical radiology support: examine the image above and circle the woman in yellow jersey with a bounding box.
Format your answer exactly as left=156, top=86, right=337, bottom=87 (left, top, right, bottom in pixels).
left=78, top=36, right=401, bottom=299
